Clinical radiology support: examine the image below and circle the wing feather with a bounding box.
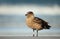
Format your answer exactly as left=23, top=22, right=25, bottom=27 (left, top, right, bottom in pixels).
left=33, top=17, right=48, bottom=24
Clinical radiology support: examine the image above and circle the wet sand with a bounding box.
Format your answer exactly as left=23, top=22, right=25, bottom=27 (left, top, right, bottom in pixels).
left=0, top=36, right=60, bottom=39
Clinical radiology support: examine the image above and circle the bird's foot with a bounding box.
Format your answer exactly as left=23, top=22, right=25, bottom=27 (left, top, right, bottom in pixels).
left=33, top=34, right=34, bottom=37
left=36, top=35, right=38, bottom=37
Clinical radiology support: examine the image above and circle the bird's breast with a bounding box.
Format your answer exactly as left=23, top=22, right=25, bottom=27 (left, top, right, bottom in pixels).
left=26, top=18, right=33, bottom=27
left=26, top=18, right=43, bottom=30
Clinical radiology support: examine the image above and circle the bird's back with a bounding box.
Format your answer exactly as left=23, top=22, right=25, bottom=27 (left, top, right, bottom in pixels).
left=34, top=17, right=51, bottom=29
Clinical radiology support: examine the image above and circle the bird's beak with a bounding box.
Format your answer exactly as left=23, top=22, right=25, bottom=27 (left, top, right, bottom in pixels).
left=25, top=14, right=27, bottom=16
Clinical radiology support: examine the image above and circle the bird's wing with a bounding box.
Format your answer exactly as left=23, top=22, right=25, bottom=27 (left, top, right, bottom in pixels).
left=33, top=17, right=51, bottom=29
left=33, top=17, right=48, bottom=24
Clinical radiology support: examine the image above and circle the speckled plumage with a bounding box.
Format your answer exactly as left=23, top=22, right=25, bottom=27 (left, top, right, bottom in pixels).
left=25, top=11, right=51, bottom=37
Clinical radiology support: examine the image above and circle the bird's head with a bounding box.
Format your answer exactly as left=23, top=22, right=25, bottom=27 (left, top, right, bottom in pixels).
left=25, top=11, right=34, bottom=18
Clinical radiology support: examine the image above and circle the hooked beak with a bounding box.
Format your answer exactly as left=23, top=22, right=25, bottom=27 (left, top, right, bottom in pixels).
left=25, top=14, right=27, bottom=16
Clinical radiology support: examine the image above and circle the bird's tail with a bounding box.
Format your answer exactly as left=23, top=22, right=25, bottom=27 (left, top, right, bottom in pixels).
left=44, top=25, right=51, bottom=29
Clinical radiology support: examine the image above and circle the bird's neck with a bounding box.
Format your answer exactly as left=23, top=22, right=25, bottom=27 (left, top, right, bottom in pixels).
left=27, top=15, right=34, bottom=20
left=26, top=15, right=34, bottom=23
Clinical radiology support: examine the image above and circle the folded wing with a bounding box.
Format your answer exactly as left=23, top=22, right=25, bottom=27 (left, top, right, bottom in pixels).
left=33, top=17, right=51, bottom=29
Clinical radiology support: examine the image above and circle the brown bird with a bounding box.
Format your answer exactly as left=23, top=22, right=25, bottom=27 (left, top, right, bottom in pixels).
left=25, top=11, right=51, bottom=37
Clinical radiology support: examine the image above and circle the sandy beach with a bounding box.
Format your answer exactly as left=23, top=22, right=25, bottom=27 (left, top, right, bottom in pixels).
left=0, top=36, right=60, bottom=39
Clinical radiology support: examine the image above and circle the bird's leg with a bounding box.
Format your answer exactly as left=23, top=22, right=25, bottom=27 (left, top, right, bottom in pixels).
left=36, top=29, right=38, bottom=37
left=33, top=29, right=35, bottom=37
